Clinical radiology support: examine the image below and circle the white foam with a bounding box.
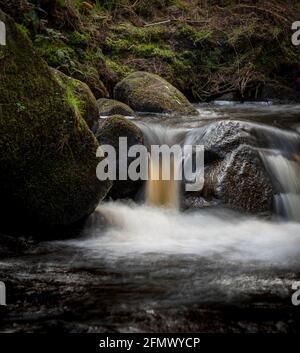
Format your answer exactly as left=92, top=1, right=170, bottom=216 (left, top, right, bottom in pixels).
left=68, top=202, right=300, bottom=266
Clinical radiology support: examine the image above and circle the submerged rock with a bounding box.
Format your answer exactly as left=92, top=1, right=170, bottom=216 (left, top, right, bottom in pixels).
left=51, top=68, right=99, bottom=132
left=114, top=71, right=198, bottom=115
left=95, top=115, right=144, bottom=199
left=0, top=11, right=112, bottom=231
left=97, top=98, right=135, bottom=117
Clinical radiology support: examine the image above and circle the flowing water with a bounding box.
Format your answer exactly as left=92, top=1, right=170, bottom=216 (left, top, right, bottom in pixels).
left=146, top=158, right=179, bottom=209
left=1, top=102, right=300, bottom=333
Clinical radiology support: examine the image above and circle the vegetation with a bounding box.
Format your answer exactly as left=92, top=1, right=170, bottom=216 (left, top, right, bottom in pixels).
left=1, top=0, right=300, bottom=101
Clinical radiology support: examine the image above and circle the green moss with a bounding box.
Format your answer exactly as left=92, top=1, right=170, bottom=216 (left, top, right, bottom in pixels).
left=105, top=34, right=176, bottom=62
left=106, top=58, right=133, bottom=78
left=112, top=23, right=167, bottom=43
left=16, top=101, right=26, bottom=112
left=133, top=43, right=175, bottom=60
left=34, top=34, right=76, bottom=69
left=105, top=23, right=169, bottom=58
left=65, top=80, right=83, bottom=119
left=0, top=10, right=110, bottom=228
left=16, top=23, right=30, bottom=38
left=179, top=23, right=212, bottom=45
left=68, top=31, right=89, bottom=46
left=105, top=37, right=132, bottom=53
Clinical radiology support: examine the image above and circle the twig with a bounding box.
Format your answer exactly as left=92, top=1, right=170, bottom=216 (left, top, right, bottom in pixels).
left=144, top=18, right=208, bottom=27
left=144, top=20, right=171, bottom=27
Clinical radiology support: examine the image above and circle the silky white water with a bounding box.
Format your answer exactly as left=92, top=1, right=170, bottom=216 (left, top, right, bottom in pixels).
left=68, top=202, right=300, bottom=267
left=260, top=153, right=300, bottom=221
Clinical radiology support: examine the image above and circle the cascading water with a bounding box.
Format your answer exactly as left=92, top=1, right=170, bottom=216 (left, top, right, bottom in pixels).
left=260, top=153, right=300, bottom=221
left=146, top=157, right=179, bottom=209
left=138, top=117, right=300, bottom=221
left=138, top=123, right=185, bottom=209
left=254, top=125, right=300, bottom=221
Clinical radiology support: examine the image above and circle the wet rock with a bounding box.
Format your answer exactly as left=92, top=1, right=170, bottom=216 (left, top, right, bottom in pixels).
left=51, top=68, right=99, bottom=132
left=114, top=71, right=198, bottom=115
left=95, top=115, right=144, bottom=199
left=0, top=11, right=112, bottom=231
left=97, top=98, right=134, bottom=117
left=214, top=145, right=274, bottom=213
left=185, top=120, right=274, bottom=213
left=188, top=120, right=256, bottom=159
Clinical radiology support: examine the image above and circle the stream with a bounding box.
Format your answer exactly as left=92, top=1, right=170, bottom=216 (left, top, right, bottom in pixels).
left=1, top=102, right=300, bottom=333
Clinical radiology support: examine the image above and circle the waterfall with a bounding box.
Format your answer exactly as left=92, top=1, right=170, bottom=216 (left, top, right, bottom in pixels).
left=137, top=123, right=185, bottom=209
left=260, top=152, right=300, bottom=221
left=254, top=124, right=300, bottom=221
left=136, top=120, right=300, bottom=218
left=146, top=157, right=179, bottom=209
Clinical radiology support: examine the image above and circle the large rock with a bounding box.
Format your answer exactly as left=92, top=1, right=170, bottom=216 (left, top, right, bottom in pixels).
left=186, top=120, right=256, bottom=159
left=97, top=98, right=135, bottom=117
left=114, top=71, right=198, bottom=115
left=184, top=120, right=274, bottom=213
left=95, top=115, right=144, bottom=199
left=51, top=68, right=99, bottom=133
left=214, top=145, right=274, bottom=213
left=0, top=11, right=112, bottom=230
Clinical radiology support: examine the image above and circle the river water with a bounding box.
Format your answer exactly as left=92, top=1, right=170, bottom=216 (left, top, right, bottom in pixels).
left=1, top=102, right=300, bottom=332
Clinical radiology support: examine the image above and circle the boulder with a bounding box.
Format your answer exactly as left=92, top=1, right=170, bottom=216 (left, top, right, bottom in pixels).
left=97, top=98, right=135, bottom=117
left=51, top=68, right=99, bottom=132
left=0, top=11, right=112, bottom=231
left=214, top=145, right=274, bottom=213
left=72, top=70, right=109, bottom=100
left=185, top=120, right=256, bottom=159
left=95, top=115, right=144, bottom=199
left=184, top=120, right=274, bottom=213
left=114, top=71, right=198, bottom=115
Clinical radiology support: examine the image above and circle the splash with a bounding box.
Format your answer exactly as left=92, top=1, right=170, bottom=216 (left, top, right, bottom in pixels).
left=72, top=202, right=300, bottom=267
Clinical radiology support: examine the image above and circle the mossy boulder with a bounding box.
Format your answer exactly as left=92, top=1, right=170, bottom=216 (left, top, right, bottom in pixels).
left=95, top=115, right=144, bottom=199
left=0, top=11, right=112, bottom=231
left=114, top=71, right=198, bottom=115
left=97, top=98, right=135, bottom=117
left=51, top=68, right=99, bottom=132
